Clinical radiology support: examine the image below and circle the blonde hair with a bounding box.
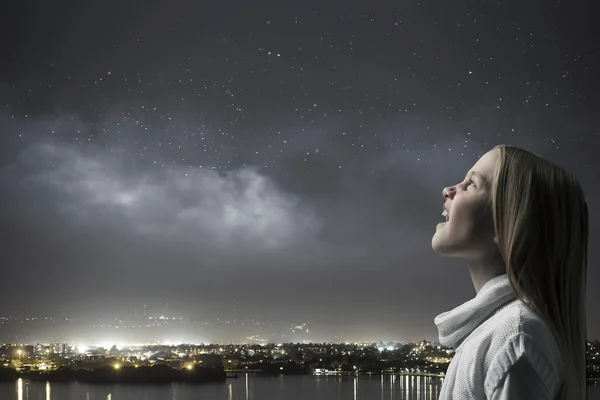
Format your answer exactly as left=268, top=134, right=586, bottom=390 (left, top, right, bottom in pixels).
left=490, top=144, right=588, bottom=399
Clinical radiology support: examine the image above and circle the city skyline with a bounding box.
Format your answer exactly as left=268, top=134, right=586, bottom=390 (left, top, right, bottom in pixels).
left=1, top=0, right=599, bottom=342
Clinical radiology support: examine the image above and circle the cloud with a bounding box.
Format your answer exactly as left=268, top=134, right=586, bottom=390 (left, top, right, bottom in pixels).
left=10, top=139, right=322, bottom=252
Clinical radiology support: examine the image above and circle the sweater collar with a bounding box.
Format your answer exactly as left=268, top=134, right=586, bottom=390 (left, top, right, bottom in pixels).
left=434, top=274, right=517, bottom=349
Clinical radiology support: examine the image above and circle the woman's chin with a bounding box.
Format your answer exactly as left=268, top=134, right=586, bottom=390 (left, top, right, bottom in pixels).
left=431, top=223, right=452, bottom=254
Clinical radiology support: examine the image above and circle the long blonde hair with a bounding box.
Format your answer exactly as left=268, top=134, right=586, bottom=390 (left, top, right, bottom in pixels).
left=490, top=145, right=588, bottom=399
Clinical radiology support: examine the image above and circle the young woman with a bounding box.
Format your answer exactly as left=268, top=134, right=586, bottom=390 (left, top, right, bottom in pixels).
left=431, top=145, right=588, bottom=399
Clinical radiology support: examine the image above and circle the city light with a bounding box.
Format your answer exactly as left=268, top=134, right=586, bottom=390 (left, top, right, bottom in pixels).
left=0, top=338, right=596, bottom=385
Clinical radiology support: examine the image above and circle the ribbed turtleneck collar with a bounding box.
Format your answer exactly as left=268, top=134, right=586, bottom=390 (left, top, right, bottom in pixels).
left=434, top=274, right=517, bottom=349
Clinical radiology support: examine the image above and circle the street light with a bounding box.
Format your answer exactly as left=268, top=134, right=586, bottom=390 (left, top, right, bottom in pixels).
left=17, top=349, right=22, bottom=361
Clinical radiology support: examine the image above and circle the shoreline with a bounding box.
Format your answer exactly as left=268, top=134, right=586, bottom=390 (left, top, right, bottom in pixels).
left=4, top=370, right=597, bottom=386
left=0, top=365, right=226, bottom=385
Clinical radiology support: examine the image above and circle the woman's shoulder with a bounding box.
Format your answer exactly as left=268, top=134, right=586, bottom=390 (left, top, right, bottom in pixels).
left=480, top=300, right=563, bottom=396
left=464, top=298, right=556, bottom=348
left=491, top=299, right=560, bottom=353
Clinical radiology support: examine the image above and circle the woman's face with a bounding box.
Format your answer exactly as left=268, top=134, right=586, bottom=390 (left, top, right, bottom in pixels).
left=431, top=149, right=499, bottom=260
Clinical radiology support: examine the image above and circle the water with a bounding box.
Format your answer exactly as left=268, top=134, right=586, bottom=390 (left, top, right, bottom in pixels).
left=1, top=375, right=599, bottom=399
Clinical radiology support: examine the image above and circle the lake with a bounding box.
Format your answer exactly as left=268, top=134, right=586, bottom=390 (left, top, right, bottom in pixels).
left=1, top=375, right=599, bottom=399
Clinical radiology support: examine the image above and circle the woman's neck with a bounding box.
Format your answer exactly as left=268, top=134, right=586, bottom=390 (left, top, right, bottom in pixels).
left=467, top=253, right=506, bottom=293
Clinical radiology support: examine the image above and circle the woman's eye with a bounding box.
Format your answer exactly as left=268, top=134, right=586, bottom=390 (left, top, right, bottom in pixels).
left=469, top=180, right=476, bottom=187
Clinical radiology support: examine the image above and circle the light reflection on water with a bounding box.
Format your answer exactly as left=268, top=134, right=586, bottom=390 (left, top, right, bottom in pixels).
left=4, top=376, right=600, bottom=400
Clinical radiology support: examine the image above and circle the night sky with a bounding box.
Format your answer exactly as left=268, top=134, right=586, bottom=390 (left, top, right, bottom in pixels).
left=1, top=0, right=599, bottom=343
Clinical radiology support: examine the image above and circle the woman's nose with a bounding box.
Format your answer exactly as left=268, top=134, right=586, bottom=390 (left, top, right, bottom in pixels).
left=443, top=186, right=456, bottom=199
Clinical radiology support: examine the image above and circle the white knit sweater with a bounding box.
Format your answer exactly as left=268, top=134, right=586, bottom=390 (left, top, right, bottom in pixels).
left=434, top=274, right=563, bottom=399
